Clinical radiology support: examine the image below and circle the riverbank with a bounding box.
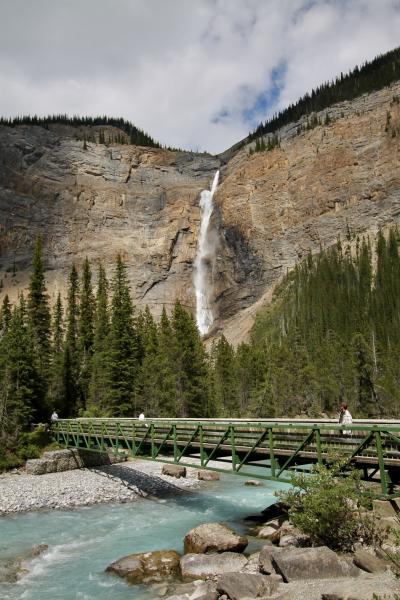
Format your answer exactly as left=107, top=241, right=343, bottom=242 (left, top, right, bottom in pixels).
left=0, top=459, right=201, bottom=516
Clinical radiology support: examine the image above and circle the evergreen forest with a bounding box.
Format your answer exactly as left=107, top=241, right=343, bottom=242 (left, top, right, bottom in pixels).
left=0, top=115, right=161, bottom=148
left=248, top=45, right=400, bottom=144
left=1, top=229, right=400, bottom=469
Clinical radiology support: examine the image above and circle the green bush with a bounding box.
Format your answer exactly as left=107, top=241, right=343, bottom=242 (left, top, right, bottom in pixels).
left=0, top=448, right=24, bottom=471
left=278, top=461, right=380, bottom=551
left=17, top=444, right=41, bottom=461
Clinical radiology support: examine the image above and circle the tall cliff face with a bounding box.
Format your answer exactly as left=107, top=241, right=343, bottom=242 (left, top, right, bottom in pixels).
left=1, top=82, right=400, bottom=340
left=0, top=125, right=220, bottom=314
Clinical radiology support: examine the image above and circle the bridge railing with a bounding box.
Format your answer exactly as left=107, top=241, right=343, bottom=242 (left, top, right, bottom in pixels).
left=52, top=419, right=400, bottom=497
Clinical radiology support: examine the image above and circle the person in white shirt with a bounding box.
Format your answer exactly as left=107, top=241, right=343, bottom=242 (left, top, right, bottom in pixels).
left=138, top=413, right=145, bottom=421
left=50, top=410, right=58, bottom=422
left=339, top=403, right=352, bottom=435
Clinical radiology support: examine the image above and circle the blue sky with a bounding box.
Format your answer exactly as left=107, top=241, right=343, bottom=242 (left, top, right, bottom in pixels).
left=0, top=0, right=399, bottom=153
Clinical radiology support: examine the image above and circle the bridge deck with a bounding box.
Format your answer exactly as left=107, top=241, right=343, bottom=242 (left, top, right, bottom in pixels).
left=52, top=418, right=400, bottom=498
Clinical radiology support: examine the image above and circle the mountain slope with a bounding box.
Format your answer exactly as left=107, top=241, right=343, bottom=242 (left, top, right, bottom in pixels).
left=0, top=81, right=399, bottom=340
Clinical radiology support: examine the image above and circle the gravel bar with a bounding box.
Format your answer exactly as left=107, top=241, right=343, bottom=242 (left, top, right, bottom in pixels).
left=0, top=459, right=201, bottom=516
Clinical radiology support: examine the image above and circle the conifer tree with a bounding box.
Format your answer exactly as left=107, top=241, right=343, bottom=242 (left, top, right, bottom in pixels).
left=27, top=236, right=51, bottom=414
left=172, top=300, right=209, bottom=418
left=62, top=264, right=80, bottom=415
left=105, top=255, right=137, bottom=415
left=0, top=295, right=11, bottom=334
left=78, top=258, right=95, bottom=407
left=89, top=263, right=110, bottom=414
left=0, top=294, right=37, bottom=439
left=155, top=307, right=179, bottom=417
left=211, top=335, right=239, bottom=417
left=49, top=293, right=64, bottom=409
left=136, top=306, right=159, bottom=416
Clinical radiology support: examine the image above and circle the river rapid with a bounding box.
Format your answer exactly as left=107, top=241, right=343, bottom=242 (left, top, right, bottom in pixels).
left=0, top=472, right=289, bottom=600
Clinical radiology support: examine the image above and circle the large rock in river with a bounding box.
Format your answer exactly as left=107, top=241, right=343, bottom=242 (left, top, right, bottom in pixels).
left=216, top=572, right=278, bottom=600
left=271, top=546, right=361, bottom=582
left=106, top=549, right=180, bottom=584
left=183, top=522, right=248, bottom=554
left=180, top=552, right=248, bottom=580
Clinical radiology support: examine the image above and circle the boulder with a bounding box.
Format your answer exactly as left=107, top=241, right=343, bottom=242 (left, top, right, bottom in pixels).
left=245, top=480, right=263, bottom=486
left=162, top=464, right=187, bottom=479
left=180, top=552, right=248, bottom=580
left=198, top=470, right=220, bottom=481
left=25, top=458, right=48, bottom=475
left=0, top=544, right=49, bottom=583
left=242, top=551, right=262, bottom=574
left=271, top=546, right=361, bottom=582
left=353, top=548, right=387, bottom=573
left=278, top=523, right=300, bottom=548
left=106, top=549, right=180, bottom=584
left=258, top=522, right=281, bottom=543
left=164, top=580, right=218, bottom=600
left=259, top=546, right=275, bottom=575
left=183, top=523, right=248, bottom=554
left=216, top=572, right=278, bottom=600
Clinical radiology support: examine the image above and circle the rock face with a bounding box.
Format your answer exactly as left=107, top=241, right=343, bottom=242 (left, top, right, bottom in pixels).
left=180, top=552, right=248, bottom=580
left=183, top=522, right=248, bottom=554
left=1, top=82, right=400, bottom=341
left=105, top=549, right=181, bottom=584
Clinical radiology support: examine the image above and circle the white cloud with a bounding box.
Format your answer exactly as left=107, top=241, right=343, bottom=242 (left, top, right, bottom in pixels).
left=0, top=0, right=399, bottom=153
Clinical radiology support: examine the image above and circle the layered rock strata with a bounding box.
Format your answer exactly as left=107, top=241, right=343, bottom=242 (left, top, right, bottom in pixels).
left=1, top=82, right=400, bottom=341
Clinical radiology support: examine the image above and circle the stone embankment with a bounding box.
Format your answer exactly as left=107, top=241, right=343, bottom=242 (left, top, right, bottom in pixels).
left=0, top=453, right=200, bottom=515
left=25, top=448, right=127, bottom=475
left=105, top=505, right=400, bottom=600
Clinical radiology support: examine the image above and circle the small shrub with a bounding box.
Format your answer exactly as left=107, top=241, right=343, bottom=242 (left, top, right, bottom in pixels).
left=18, top=444, right=41, bottom=461
left=278, top=461, right=380, bottom=551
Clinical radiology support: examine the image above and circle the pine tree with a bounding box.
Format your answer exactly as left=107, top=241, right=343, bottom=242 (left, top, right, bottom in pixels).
left=49, top=293, right=64, bottom=410
left=105, top=255, right=137, bottom=415
left=155, top=307, right=179, bottom=417
left=136, top=306, right=160, bottom=416
left=78, top=258, right=95, bottom=407
left=211, top=335, right=239, bottom=417
left=172, top=300, right=209, bottom=418
left=62, top=264, right=80, bottom=415
left=0, top=295, right=12, bottom=334
left=27, top=236, right=51, bottom=416
left=0, top=294, right=38, bottom=439
left=88, top=263, right=110, bottom=414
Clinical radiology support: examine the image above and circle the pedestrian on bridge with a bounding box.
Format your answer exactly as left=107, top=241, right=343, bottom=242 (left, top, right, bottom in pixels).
left=339, top=403, right=352, bottom=435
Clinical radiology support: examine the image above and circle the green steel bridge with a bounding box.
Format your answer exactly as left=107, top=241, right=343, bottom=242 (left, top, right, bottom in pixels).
left=52, top=418, right=400, bottom=498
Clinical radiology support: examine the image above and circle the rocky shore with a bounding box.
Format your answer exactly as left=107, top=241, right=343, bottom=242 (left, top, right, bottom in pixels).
left=0, top=458, right=200, bottom=516
left=105, top=513, right=400, bottom=600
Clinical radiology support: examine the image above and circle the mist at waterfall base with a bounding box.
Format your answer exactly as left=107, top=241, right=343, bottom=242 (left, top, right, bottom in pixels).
left=194, top=170, right=219, bottom=336
left=0, top=474, right=289, bottom=600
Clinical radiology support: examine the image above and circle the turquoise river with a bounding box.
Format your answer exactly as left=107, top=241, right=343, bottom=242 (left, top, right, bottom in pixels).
left=0, top=472, right=289, bottom=600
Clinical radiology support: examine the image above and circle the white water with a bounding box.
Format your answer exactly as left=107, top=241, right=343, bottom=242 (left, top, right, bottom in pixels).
left=194, top=170, right=219, bottom=335
left=0, top=474, right=289, bottom=600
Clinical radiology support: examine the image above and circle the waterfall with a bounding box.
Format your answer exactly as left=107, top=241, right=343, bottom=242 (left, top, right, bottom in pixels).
left=194, top=170, right=219, bottom=336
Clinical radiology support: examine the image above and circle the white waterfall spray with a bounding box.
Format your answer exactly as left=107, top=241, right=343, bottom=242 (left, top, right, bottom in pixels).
left=194, top=170, right=220, bottom=336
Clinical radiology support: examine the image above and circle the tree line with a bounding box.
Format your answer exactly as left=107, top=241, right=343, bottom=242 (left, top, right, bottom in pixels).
left=247, top=45, right=400, bottom=145
left=0, top=240, right=212, bottom=446
left=238, top=228, right=400, bottom=418
left=1, top=228, right=400, bottom=467
left=0, top=114, right=161, bottom=148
